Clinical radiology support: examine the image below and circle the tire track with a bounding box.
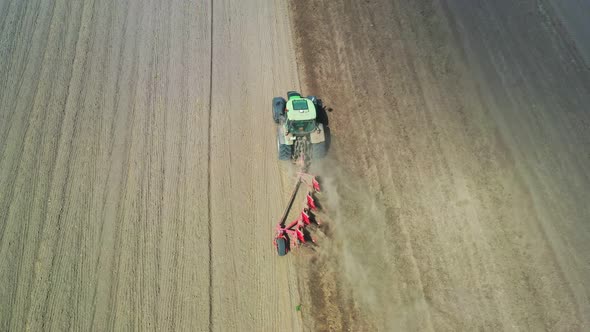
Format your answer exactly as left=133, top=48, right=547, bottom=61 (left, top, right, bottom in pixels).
left=67, top=0, right=104, bottom=328
left=105, top=2, right=144, bottom=329
left=0, top=0, right=45, bottom=248
left=136, top=1, right=157, bottom=327
left=207, top=0, right=214, bottom=330
left=6, top=0, right=59, bottom=328
left=20, top=0, right=85, bottom=328
left=88, top=0, right=132, bottom=329
left=0, top=0, right=25, bottom=108
left=84, top=0, right=119, bottom=327
left=72, top=0, right=116, bottom=329
left=39, top=0, right=97, bottom=324
left=0, top=0, right=39, bottom=160
left=0, top=0, right=15, bottom=36
left=0, top=1, right=68, bottom=330
left=148, top=1, right=167, bottom=327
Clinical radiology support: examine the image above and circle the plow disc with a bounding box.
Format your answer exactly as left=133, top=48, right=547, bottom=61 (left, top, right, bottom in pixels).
left=273, top=166, right=322, bottom=256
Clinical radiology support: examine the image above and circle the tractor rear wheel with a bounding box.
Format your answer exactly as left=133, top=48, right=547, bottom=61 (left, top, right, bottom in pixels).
left=312, top=141, right=327, bottom=159
left=276, top=237, right=287, bottom=256
left=278, top=138, right=292, bottom=160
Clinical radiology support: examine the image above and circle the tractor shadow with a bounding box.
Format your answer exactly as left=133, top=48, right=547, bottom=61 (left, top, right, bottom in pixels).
left=302, top=227, right=316, bottom=245
left=309, top=191, right=324, bottom=210
left=306, top=208, right=321, bottom=227
left=315, top=99, right=333, bottom=154
left=316, top=99, right=332, bottom=127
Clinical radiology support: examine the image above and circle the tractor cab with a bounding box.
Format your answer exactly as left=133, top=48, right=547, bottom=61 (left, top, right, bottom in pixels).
left=273, top=90, right=327, bottom=161
left=285, top=93, right=317, bottom=135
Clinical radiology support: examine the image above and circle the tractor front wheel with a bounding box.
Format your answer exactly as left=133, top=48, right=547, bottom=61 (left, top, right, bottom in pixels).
left=272, top=97, right=286, bottom=124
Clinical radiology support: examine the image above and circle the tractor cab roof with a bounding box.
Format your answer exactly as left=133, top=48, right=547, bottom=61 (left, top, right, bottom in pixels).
left=286, top=96, right=316, bottom=121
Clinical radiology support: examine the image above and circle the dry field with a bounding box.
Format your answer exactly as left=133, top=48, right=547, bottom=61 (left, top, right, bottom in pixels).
left=1, top=0, right=589, bottom=331
left=0, top=0, right=303, bottom=330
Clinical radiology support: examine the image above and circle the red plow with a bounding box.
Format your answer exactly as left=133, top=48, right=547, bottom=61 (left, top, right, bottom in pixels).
left=273, top=167, right=323, bottom=256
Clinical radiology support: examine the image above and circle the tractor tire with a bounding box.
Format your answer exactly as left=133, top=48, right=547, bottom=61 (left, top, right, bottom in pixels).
left=276, top=237, right=287, bottom=256
left=312, top=141, right=327, bottom=159
left=306, top=95, right=323, bottom=109
left=278, top=140, right=292, bottom=160
left=272, top=97, right=286, bottom=124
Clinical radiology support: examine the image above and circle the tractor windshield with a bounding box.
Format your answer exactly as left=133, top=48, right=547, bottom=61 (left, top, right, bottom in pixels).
left=289, top=120, right=316, bottom=134
left=292, top=99, right=309, bottom=111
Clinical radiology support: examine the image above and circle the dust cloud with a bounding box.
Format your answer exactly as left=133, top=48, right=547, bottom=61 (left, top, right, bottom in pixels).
left=311, top=161, right=424, bottom=330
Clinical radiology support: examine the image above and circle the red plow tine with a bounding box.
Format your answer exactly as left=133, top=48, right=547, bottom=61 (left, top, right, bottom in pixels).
left=301, top=210, right=310, bottom=225
left=312, top=177, right=320, bottom=192
left=306, top=192, right=317, bottom=211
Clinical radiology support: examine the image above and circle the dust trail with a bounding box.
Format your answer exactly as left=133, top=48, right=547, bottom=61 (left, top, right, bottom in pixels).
left=311, top=160, right=426, bottom=330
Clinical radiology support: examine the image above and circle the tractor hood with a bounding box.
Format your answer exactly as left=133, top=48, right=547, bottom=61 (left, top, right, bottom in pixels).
left=286, top=97, right=317, bottom=121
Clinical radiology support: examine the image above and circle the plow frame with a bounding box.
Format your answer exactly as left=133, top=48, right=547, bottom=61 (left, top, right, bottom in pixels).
left=273, top=166, right=322, bottom=256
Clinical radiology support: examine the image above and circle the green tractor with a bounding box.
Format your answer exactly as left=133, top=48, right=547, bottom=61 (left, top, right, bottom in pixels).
left=273, top=91, right=327, bottom=163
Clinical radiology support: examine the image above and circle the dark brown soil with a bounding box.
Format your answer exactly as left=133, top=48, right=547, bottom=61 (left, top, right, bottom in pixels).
left=288, top=0, right=590, bottom=330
